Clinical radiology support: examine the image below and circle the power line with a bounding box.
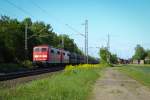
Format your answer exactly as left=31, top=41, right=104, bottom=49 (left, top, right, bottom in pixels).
left=30, top=1, right=47, bottom=14
left=30, top=1, right=84, bottom=36
left=65, top=24, right=84, bottom=36
left=0, top=7, right=16, bottom=17
left=4, top=0, right=83, bottom=37
left=4, top=0, right=34, bottom=18
left=30, top=1, right=65, bottom=26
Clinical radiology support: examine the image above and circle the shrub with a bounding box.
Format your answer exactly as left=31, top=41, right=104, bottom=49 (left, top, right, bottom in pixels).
left=21, top=60, right=33, bottom=69
left=65, top=64, right=105, bottom=72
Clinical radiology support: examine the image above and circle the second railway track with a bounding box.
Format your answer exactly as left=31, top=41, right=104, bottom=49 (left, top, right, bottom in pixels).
left=0, top=66, right=64, bottom=81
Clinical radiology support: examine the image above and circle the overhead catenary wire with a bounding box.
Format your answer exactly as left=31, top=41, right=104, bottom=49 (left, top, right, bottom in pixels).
left=30, top=0, right=63, bottom=24
left=3, top=0, right=83, bottom=36
left=30, top=0, right=83, bottom=36
left=0, top=7, right=16, bottom=17
left=4, top=0, right=34, bottom=18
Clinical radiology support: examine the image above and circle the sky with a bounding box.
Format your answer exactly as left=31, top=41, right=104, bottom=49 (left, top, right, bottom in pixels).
left=0, top=0, right=150, bottom=59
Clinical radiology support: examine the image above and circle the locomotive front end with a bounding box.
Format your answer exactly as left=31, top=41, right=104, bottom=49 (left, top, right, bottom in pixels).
left=33, top=46, right=49, bottom=64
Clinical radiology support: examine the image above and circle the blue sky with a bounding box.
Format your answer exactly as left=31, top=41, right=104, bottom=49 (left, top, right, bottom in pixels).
left=0, top=0, right=150, bottom=59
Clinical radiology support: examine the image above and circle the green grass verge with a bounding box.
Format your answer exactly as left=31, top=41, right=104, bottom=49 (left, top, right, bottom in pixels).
left=0, top=65, right=105, bottom=100
left=117, top=65, right=150, bottom=88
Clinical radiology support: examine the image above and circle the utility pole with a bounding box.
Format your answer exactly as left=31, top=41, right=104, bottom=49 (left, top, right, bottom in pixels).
left=85, top=20, right=88, bottom=64
left=84, top=23, right=87, bottom=63
left=61, top=35, right=64, bottom=49
left=25, top=23, right=28, bottom=59
left=83, top=20, right=88, bottom=64
left=107, top=34, right=110, bottom=64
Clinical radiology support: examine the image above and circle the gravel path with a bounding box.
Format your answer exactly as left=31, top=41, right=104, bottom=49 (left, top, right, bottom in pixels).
left=90, top=67, right=150, bottom=100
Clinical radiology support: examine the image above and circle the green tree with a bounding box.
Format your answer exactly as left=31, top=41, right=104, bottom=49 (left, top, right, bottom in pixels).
left=145, top=50, right=150, bottom=64
left=110, top=54, right=118, bottom=64
left=146, top=50, right=150, bottom=58
left=58, top=34, right=83, bottom=54
left=132, top=44, right=146, bottom=60
left=99, top=47, right=118, bottom=64
left=99, top=47, right=109, bottom=64
left=0, top=16, right=25, bottom=63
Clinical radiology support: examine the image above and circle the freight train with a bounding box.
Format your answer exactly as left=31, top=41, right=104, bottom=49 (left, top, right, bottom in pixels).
left=33, top=45, right=98, bottom=66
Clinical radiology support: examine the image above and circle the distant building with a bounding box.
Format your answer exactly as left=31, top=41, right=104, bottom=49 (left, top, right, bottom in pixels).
left=133, top=60, right=139, bottom=64
left=140, top=60, right=144, bottom=64
left=118, top=58, right=130, bottom=64
left=133, top=59, right=145, bottom=64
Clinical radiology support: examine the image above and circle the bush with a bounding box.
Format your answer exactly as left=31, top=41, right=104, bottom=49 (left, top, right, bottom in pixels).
left=21, top=60, right=33, bottom=69
left=65, top=64, right=102, bottom=72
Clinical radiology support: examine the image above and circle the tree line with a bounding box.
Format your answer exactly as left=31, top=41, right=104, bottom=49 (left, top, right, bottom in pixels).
left=0, top=16, right=84, bottom=63
left=99, top=44, right=150, bottom=65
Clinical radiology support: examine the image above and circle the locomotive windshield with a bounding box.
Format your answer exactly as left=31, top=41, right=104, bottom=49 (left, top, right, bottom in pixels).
left=41, top=48, right=47, bottom=52
left=34, top=47, right=47, bottom=52
left=34, top=48, right=40, bottom=52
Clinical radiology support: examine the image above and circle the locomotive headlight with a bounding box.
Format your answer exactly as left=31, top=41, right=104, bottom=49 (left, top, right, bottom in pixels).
left=43, top=55, right=47, bottom=58
left=34, top=55, right=39, bottom=58
left=34, top=55, right=47, bottom=58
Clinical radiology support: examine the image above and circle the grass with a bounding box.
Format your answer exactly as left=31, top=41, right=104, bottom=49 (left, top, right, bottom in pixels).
left=117, top=64, right=150, bottom=88
left=0, top=64, right=105, bottom=100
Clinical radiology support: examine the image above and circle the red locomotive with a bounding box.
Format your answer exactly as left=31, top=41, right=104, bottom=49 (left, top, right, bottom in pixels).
left=33, top=45, right=71, bottom=66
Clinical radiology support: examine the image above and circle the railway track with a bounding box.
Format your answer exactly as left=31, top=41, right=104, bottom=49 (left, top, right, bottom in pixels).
left=0, top=66, right=64, bottom=81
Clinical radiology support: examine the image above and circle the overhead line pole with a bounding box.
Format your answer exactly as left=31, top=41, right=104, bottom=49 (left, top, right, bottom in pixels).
left=85, top=20, right=88, bottom=64
left=84, top=22, right=87, bottom=63
left=62, top=35, right=64, bottom=49
left=25, top=23, right=28, bottom=59
left=83, top=20, right=88, bottom=64
left=107, top=34, right=110, bottom=64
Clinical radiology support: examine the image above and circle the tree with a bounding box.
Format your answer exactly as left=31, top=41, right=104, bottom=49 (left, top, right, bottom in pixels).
left=132, top=44, right=146, bottom=60
left=99, top=47, right=118, bottom=64
left=145, top=50, right=150, bottom=64
left=57, top=34, right=83, bottom=54
left=0, top=16, right=25, bottom=62
left=110, top=54, right=118, bottom=64
left=22, top=17, right=32, bottom=27
left=99, top=47, right=109, bottom=64
left=145, top=50, right=150, bottom=58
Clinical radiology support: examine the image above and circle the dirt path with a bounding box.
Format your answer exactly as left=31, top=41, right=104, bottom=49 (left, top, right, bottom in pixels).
left=90, top=67, right=150, bottom=100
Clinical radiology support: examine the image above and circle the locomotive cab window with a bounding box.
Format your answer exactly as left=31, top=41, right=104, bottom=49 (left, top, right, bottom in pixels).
left=41, top=48, right=47, bottom=52
left=34, top=48, right=40, bottom=52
